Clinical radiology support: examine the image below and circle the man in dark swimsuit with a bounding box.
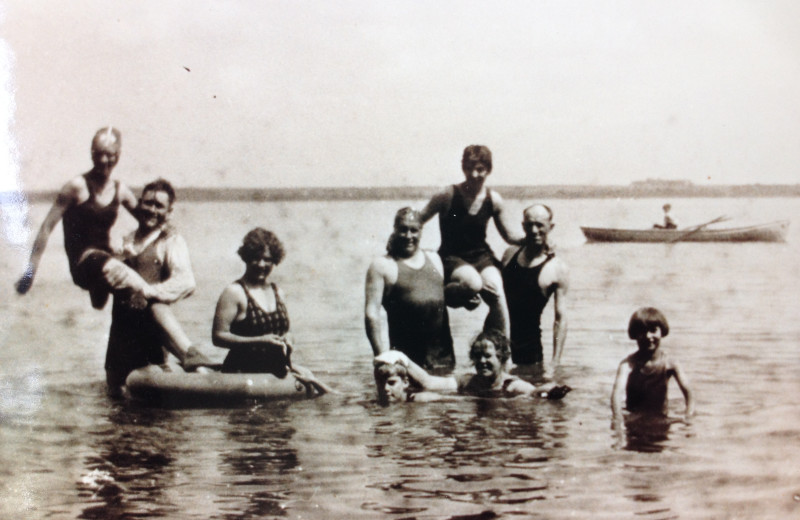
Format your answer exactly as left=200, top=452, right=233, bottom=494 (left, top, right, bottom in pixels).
left=501, top=204, right=569, bottom=366
left=15, top=127, right=139, bottom=307
left=365, top=207, right=455, bottom=372
left=105, top=179, right=210, bottom=396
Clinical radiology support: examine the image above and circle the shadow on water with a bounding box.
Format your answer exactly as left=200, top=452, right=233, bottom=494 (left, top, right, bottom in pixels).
left=216, top=403, right=299, bottom=519
left=77, top=402, right=180, bottom=519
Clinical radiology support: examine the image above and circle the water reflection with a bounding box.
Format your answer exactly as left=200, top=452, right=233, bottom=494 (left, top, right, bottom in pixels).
left=78, top=402, right=179, bottom=519
left=364, top=397, right=571, bottom=515
left=217, top=403, right=299, bottom=518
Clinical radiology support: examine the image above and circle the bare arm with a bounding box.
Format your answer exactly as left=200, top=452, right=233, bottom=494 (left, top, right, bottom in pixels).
left=491, top=191, right=524, bottom=245
left=147, top=234, right=196, bottom=303
left=375, top=350, right=458, bottom=392
left=671, top=361, right=695, bottom=418
left=15, top=183, right=78, bottom=294
left=551, top=262, right=569, bottom=364
left=211, top=284, right=288, bottom=353
left=418, top=188, right=450, bottom=225
left=611, top=359, right=631, bottom=427
left=365, top=258, right=389, bottom=355
left=118, top=182, right=138, bottom=214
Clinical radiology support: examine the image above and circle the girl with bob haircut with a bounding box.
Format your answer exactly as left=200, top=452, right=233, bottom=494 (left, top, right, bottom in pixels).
left=612, top=307, right=694, bottom=421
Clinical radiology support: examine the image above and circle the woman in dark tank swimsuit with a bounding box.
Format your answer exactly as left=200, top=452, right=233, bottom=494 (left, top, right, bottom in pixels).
left=212, top=228, right=294, bottom=375
left=212, top=228, right=331, bottom=395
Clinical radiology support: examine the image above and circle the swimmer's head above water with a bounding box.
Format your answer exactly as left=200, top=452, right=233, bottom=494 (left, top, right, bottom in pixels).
left=374, top=358, right=410, bottom=404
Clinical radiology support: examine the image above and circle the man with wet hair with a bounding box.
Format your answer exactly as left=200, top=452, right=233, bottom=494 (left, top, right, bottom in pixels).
left=501, top=204, right=569, bottom=366
left=365, top=207, right=455, bottom=372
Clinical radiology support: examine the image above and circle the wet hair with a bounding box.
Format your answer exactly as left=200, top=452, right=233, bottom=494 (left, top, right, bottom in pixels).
left=91, top=126, right=121, bottom=151
left=461, top=145, right=492, bottom=174
left=627, top=307, right=670, bottom=339
left=386, top=207, right=422, bottom=255
left=523, top=203, right=554, bottom=222
left=469, top=329, right=511, bottom=365
left=373, top=361, right=409, bottom=384
left=142, top=178, right=176, bottom=205
left=237, top=227, right=286, bottom=265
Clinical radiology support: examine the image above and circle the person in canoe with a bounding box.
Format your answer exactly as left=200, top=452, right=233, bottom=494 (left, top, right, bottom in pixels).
left=653, top=203, right=678, bottom=229
left=418, top=145, right=523, bottom=336
left=611, top=307, right=694, bottom=424
left=501, top=204, right=569, bottom=367
left=365, top=207, right=455, bottom=373
left=212, top=228, right=331, bottom=393
left=374, top=329, right=571, bottom=404
left=105, top=178, right=213, bottom=397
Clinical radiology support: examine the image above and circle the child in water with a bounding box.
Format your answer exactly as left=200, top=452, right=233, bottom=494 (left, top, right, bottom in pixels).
left=611, top=307, right=694, bottom=419
left=374, top=329, right=571, bottom=404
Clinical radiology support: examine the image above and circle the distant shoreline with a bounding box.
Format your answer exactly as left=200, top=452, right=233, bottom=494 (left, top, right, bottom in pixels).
left=4, top=184, right=800, bottom=203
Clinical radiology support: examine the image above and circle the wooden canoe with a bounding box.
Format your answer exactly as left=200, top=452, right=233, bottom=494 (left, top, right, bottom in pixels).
left=580, top=220, right=789, bottom=243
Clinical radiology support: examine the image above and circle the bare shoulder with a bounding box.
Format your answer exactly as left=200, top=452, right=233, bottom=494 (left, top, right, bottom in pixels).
left=117, top=181, right=138, bottom=205
left=367, top=254, right=398, bottom=283
left=423, top=250, right=444, bottom=272
left=545, top=255, right=569, bottom=279
left=489, top=188, right=506, bottom=207
left=505, top=376, right=537, bottom=396
left=59, top=176, right=89, bottom=202
left=501, top=245, right=521, bottom=266
left=421, top=186, right=453, bottom=216
left=219, top=281, right=246, bottom=303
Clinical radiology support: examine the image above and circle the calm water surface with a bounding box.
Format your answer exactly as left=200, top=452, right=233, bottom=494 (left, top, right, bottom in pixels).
left=1, top=197, right=799, bottom=519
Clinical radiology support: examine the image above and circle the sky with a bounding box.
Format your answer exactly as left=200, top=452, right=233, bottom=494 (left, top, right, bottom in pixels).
left=2, top=0, right=800, bottom=191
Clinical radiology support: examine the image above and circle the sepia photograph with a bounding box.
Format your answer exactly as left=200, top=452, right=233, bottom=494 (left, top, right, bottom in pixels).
left=1, top=1, right=799, bottom=518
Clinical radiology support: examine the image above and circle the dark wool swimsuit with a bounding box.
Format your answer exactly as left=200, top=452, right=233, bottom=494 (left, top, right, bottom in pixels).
left=221, top=281, right=291, bottom=377
left=438, top=185, right=499, bottom=279
left=62, top=179, right=121, bottom=289
left=502, top=249, right=555, bottom=364
left=383, top=253, right=455, bottom=371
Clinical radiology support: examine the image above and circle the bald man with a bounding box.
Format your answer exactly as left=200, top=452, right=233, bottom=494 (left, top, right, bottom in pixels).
left=501, top=204, right=569, bottom=366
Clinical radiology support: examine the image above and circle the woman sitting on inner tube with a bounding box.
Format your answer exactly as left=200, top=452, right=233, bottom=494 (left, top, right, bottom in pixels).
left=212, top=227, right=331, bottom=393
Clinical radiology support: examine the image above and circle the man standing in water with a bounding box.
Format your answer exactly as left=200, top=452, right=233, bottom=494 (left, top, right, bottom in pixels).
left=365, top=207, right=455, bottom=372
left=15, top=127, right=141, bottom=308
left=105, top=178, right=211, bottom=397
left=501, top=204, right=569, bottom=366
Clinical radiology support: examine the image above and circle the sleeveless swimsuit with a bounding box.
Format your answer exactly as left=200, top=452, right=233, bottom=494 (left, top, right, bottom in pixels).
left=221, top=281, right=291, bottom=376
left=438, top=185, right=498, bottom=279
left=104, top=230, right=170, bottom=386
left=62, top=179, right=121, bottom=288
left=502, top=249, right=555, bottom=364
left=626, top=351, right=670, bottom=415
left=383, top=253, right=455, bottom=371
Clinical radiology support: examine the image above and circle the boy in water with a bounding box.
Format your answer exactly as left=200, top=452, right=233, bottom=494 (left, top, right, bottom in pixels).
left=374, top=329, right=570, bottom=402
left=611, top=307, right=694, bottom=420
left=419, top=145, right=522, bottom=336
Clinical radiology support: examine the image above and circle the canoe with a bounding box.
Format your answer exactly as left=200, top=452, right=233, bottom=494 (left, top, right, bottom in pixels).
left=125, top=365, right=321, bottom=407
left=581, top=220, right=789, bottom=243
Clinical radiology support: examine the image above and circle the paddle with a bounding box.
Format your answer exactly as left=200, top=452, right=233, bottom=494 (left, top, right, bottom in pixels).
left=668, top=215, right=730, bottom=243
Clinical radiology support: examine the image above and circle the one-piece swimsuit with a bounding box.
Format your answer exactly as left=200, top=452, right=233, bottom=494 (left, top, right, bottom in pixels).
left=502, top=249, right=555, bottom=364
left=221, top=281, right=291, bottom=377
